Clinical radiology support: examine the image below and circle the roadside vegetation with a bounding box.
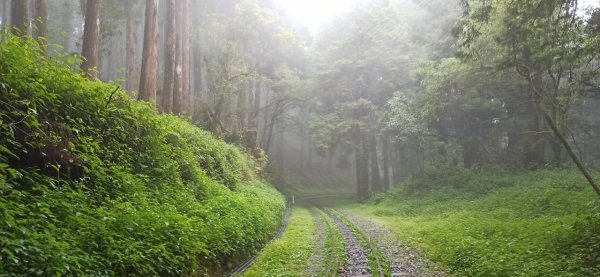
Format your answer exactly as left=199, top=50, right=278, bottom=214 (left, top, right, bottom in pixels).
left=243, top=206, right=315, bottom=277
left=0, top=34, right=285, bottom=276
left=345, top=168, right=600, bottom=276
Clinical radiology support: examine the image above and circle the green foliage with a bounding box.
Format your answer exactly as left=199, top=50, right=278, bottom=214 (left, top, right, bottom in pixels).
left=243, top=206, right=315, bottom=277
left=0, top=33, right=285, bottom=275
left=346, top=168, right=600, bottom=276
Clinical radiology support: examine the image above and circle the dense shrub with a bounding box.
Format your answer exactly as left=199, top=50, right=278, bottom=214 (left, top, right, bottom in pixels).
left=0, top=34, right=285, bottom=275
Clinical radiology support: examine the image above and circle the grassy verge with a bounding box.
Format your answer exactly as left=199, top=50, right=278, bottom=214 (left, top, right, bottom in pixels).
left=243, top=206, right=316, bottom=276
left=343, top=168, right=600, bottom=276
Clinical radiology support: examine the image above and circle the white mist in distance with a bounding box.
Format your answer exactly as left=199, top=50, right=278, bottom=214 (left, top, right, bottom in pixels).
left=275, top=0, right=369, bottom=35
left=277, top=0, right=600, bottom=35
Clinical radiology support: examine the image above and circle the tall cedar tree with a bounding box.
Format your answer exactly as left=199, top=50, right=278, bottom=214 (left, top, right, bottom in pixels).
left=181, top=0, right=190, bottom=115
left=126, top=0, right=139, bottom=92
left=138, top=0, right=158, bottom=103
left=80, top=0, right=102, bottom=80
left=161, top=0, right=176, bottom=113
left=172, top=0, right=184, bottom=115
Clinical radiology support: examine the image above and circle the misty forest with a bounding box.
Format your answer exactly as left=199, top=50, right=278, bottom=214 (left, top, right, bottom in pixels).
left=2, top=0, right=600, bottom=276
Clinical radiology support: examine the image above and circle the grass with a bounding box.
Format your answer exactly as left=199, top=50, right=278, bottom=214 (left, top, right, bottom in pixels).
left=342, top=168, right=600, bottom=276
left=243, top=206, right=316, bottom=277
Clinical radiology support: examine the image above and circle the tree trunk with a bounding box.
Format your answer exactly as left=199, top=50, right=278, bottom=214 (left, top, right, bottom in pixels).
left=355, top=129, right=370, bottom=201
left=392, top=144, right=402, bottom=184
left=125, top=0, right=139, bottom=93
left=33, top=0, right=47, bottom=53
left=171, top=0, right=184, bottom=115
left=264, top=107, right=280, bottom=154
left=237, top=90, right=247, bottom=130
left=189, top=43, right=196, bottom=116
left=544, top=114, right=600, bottom=198
left=2, top=1, right=10, bottom=28
left=160, top=0, right=176, bottom=113
left=300, top=125, right=306, bottom=174
left=247, top=79, right=257, bottom=129
left=524, top=102, right=547, bottom=168
left=382, top=134, right=390, bottom=191
left=369, top=135, right=382, bottom=192
left=138, top=0, right=159, bottom=103
left=80, top=0, right=101, bottom=80
left=181, top=0, right=190, bottom=115
left=254, top=77, right=262, bottom=122
left=11, top=0, right=28, bottom=36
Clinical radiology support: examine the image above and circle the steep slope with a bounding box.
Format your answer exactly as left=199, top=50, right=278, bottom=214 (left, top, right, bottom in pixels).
left=0, top=34, right=284, bottom=276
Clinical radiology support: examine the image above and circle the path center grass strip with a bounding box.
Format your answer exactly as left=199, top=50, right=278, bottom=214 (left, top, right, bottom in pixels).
left=243, top=206, right=316, bottom=277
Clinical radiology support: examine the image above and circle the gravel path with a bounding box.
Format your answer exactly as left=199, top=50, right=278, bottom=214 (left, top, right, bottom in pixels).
left=340, top=211, right=446, bottom=277
left=329, top=213, right=371, bottom=277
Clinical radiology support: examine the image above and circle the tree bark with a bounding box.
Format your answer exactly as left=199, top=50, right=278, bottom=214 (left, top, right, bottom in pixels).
left=355, top=129, right=370, bottom=201
left=11, top=0, right=28, bottom=36
left=382, top=134, right=390, bottom=191
left=181, top=0, right=190, bottom=115
left=33, top=0, right=47, bottom=54
left=125, top=0, right=139, bottom=93
left=544, top=113, right=600, bottom=198
left=369, top=135, right=382, bottom=192
left=138, top=0, right=159, bottom=103
left=80, top=0, right=101, bottom=80
left=172, top=0, right=184, bottom=115
left=264, top=105, right=281, bottom=154
left=247, top=79, right=257, bottom=128
left=160, top=0, right=176, bottom=113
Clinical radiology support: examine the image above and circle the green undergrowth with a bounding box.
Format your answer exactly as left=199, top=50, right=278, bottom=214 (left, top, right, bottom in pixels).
left=0, top=34, right=285, bottom=275
left=345, top=167, right=600, bottom=276
left=243, top=206, right=315, bottom=277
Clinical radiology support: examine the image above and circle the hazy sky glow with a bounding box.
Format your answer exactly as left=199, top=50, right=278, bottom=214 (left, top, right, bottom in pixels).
left=276, top=0, right=368, bottom=34
left=277, top=0, right=600, bottom=35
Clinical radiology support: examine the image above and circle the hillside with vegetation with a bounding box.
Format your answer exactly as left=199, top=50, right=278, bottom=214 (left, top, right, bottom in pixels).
left=0, top=34, right=284, bottom=276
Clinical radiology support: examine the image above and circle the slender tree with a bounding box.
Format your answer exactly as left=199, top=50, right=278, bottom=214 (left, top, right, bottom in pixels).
left=172, top=0, right=184, bottom=115
left=10, top=0, right=28, bottom=36
left=381, top=135, right=391, bottom=191
left=125, top=0, right=139, bottom=92
left=80, top=0, right=102, bottom=80
left=161, top=0, right=176, bottom=113
left=181, top=0, right=190, bottom=115
left=138, top=0, right=158, bottom=103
